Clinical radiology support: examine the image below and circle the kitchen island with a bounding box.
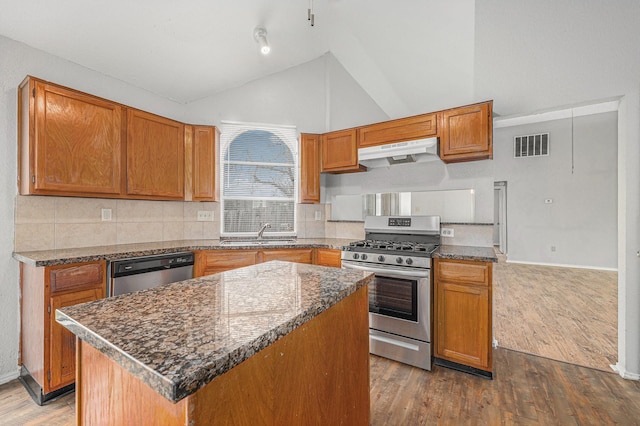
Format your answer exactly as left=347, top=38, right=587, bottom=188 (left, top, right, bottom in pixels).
left=56, top=261, right=372, bottom=425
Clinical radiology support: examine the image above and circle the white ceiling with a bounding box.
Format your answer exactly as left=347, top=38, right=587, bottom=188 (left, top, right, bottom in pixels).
left=0, top=0, right=475, bottom=117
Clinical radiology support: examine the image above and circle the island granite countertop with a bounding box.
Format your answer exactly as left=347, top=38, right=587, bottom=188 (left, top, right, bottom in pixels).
left=434, top=245, right=498, bottom=263
left=14, top=238, right=357, bottom=267
left=56, top=260, right=373, bottom=403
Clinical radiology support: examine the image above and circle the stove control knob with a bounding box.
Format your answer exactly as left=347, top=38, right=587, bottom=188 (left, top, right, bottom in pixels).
left=405, top=258, right=413, bottom=265
left=352, top=253, right=360, bottom=260
left=361, top=254, right=368, bottom=260
left=378, top=255, right=385, bottom=262
left=396, top=257, right=403, bottom=264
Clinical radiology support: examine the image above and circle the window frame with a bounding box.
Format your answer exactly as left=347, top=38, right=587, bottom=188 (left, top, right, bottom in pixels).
left=219, top=121, right=299, bottom=238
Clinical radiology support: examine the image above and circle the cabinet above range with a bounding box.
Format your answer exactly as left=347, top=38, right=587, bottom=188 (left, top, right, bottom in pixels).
left=299, top=101, right=493, bottom=203
left=18, top=76, right=218, bottom=202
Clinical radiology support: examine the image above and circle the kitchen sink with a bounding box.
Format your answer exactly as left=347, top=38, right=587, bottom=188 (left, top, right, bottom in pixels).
left=220, top=240, right=297, bottom=246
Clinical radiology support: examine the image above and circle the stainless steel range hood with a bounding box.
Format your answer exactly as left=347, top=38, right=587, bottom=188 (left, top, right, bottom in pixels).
left=358, top=137, right=439, bottom=168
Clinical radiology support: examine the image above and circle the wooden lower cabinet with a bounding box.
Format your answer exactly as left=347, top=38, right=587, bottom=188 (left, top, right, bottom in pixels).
left=434, top=258, right=493, bottom=377
left=194, top=248, right=340, bottom=277
left=316, top=248, right=342, bottom=267
left=20, top=260, right=106, bottom=404
left=261, top=248, right=313, bottom=264
left=194, top=250, right=259, bottom=277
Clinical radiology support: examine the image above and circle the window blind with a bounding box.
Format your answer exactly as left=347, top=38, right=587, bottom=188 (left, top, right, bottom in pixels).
left=220, top=122, right=298, bottom=236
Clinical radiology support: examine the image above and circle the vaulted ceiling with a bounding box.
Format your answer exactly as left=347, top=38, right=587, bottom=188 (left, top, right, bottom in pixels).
left=1, top=1, right=638, bottom=120
left=0, top=0, right=475, bottom=118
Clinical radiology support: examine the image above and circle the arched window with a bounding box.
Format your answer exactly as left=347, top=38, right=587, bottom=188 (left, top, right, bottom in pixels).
left=220, top=122, right=297, bottom=236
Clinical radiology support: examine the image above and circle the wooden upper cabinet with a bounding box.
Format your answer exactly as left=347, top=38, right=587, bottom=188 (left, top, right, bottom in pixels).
left=18, top=77, right=125, bottom=197
left=321, top=129, right=365, bottom=174
left=439, top=101, right=493, bottom=163
left=126, top=109, right=185, bottom=199
left=357, top=113, right=437, bottom=148
left=299, top=133, right=321, bottom=203
left=186, top=125, right=219, bottom=201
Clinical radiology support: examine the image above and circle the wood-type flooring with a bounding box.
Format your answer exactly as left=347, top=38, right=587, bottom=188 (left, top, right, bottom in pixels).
left=493, top=261, right=618, bottom=371
left=2, top=349, right=640, bottom=425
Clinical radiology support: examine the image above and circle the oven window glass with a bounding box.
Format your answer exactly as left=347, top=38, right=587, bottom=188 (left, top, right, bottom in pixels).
left=369, top=275, right=418, bottom=321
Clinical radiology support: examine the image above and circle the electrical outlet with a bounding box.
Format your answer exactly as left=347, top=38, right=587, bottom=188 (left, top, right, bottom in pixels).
left=492, top=339, right=498, bottom=348
left=197, top=211, right=214, bottom=221
left=441, top=228, right=454, bottom=238
left=551, top=245, right=556, bottom=252
left=101, top=208, right=112, bottom=222
left=314, top=210, right=322, bottom=221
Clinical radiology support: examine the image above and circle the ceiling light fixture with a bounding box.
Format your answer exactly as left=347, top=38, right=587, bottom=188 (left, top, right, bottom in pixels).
left=253, top=27, right=270, bottom=55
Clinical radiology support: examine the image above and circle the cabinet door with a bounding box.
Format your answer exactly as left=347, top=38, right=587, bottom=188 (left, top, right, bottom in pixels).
left=439, top=102, right=492, bottom=163
left=194, top=250, right=259, bottom=277
left=316, top=248, right=342, bottom=267
left=49, top=287, right=103, bottom=391
left=28, top=80, right=124, bottom=196
left=261, top=249, right=314, bottom=264
left=357, top=113, right=437, bottom=148
left=299, top=134, right=321, bottom=203
left=192, top=126, right=219, bottom=201
left=126, top=109, right=185, bottom=199
left=321, top=129, right=364, bottom=173
left=435, top=281, right=490, bottom=370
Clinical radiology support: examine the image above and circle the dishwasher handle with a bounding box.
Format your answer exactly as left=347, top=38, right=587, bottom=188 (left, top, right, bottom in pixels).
left=111, top=252, right=195, bottom=278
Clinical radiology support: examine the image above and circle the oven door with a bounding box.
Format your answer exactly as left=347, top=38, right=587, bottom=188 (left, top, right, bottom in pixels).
left=341, top=261, right=431, bottom=343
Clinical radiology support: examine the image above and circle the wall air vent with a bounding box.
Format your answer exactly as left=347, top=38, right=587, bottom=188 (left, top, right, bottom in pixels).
left=514, top=133, right=549, bottom=158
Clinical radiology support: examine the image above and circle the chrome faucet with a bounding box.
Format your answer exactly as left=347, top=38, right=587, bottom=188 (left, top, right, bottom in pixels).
left=257, top=223, right=271, bottom=240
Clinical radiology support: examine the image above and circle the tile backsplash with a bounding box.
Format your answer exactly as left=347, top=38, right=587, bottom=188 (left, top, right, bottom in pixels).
left=14, top=196, right=221, bottom=251
left=14, top=196, right=493, bottom=252
left=14, top=196, right=333, bottom=251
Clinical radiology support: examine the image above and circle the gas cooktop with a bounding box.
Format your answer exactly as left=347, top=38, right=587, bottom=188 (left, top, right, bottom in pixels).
left=344, top=239, right=439, bottom=256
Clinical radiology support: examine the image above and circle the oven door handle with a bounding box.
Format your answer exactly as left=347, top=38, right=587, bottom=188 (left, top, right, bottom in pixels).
left=342, top=260, right=430, bottom=279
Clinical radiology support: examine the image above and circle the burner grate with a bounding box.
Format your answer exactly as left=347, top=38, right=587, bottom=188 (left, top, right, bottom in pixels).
left=348, top=239, right=438, bottom=254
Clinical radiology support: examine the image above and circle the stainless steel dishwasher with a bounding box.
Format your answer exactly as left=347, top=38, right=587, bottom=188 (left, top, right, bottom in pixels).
left=109, top=252, right=194, bottom=297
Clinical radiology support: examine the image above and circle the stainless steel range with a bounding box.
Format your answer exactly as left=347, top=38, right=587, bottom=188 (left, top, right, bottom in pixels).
left=341, top=215, right=440, bottom=370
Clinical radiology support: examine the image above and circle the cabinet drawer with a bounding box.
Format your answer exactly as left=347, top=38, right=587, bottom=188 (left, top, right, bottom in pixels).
left=357, top=114, right=437, bottom=148
left=316, top=248, right=342, bottom=267
left=49, top=262, right=105, bottom=294
left=261, top=249, right=313, bottom=264
left=436, top=259, right=489, bottom=286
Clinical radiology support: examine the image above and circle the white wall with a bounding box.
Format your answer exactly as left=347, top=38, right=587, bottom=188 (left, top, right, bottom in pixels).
left=184, top=52, right=387, bottom=133
left=0, top=35, right=185, bottom=383
left=493, top=112, right=617, bottom=269
left=475, top=0, right=640, bottom=379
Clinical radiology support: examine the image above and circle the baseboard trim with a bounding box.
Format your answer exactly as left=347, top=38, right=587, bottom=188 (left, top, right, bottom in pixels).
left=611, top=363, right=640, bottom=380
left=0, top=368, right=20, bottom=385
left=506, top=259, right=617, bottom=272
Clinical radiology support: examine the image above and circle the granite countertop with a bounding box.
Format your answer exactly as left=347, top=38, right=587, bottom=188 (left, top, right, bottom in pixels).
left=434, top=245, right=498, bottom=263
left=13, top=238, right=357, bottom=267
left=56, top=261, right=373, bottom=403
